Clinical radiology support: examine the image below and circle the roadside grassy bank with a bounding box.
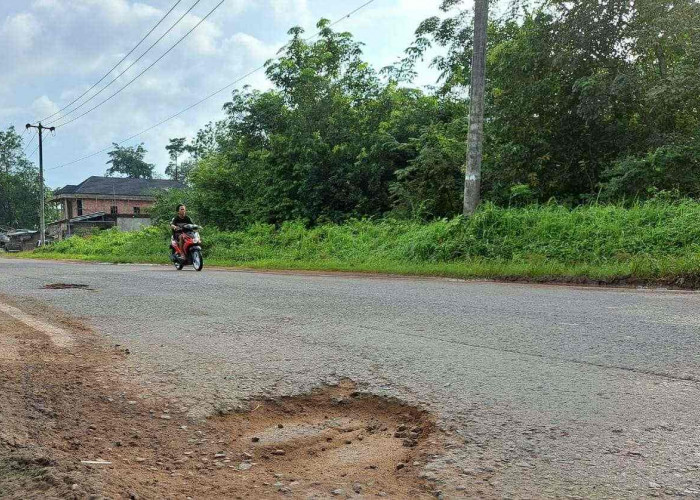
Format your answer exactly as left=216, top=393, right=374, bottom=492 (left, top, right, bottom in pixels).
left=19, top=201, right=700, bottom=287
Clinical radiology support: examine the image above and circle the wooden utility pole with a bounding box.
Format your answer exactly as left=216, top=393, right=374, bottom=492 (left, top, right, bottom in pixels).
left=25, top=122, right=55, bottom=246
left=463, top=0, right=489, bottom=216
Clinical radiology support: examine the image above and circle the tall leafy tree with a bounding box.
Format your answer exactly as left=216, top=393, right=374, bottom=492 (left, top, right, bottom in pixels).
left=105, top=143, right=155, bottom=179
left=0, top=126, right=24, bottom=174
left=165, top=137, right=187, bottom=181
left=179, top=3, right=700, bottom=230
left=0, top=126, right=49, bottom=229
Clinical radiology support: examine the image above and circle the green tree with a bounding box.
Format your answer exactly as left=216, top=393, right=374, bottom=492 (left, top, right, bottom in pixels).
left=165, top=137, right=187, bottom=182
left=401, top=0, right=700, bottom=203
left=0, top=126, right=25, bottom=174
left=105, top=143, right=155, bottom=179
left=0, top=126, right=49, bottom=229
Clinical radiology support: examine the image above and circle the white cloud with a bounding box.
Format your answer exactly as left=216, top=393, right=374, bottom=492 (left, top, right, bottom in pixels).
left=1, top=12, right=41, bottom=52
left=185, top=15, right=223, bottom=56
left=31, top=95, right=59, bottom=119
left=0, top=106, right=24, bottom=123
left=269, top=0, right=312, bottom=27
left=225, top=32, right=279, bottom=61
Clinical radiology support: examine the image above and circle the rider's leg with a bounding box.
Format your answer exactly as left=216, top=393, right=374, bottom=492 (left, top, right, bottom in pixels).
left=178, top=233, right=186, bottom=255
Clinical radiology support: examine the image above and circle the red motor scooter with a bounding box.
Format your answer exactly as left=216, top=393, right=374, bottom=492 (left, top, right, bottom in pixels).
left=169, top=224, right=204, bottom=271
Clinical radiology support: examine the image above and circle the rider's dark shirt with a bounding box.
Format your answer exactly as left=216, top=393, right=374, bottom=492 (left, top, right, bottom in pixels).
left=171, top=215, right=193, bottom=234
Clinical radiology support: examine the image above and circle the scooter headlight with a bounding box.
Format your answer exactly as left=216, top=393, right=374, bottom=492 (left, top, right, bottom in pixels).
left=192, top=232, right=200, bottom=243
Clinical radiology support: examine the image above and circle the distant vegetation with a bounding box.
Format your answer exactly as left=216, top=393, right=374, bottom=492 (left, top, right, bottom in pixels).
left=0, top=127, right=57, bottom=229
left=29, top=201, right=700, bottom=286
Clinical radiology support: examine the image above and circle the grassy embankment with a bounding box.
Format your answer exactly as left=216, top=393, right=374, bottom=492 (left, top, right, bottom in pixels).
left=20, top=202, right=700, bottom=286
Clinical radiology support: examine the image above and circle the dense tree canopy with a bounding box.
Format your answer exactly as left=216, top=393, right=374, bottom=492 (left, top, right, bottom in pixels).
left=0, top=126, right=50, bottom=229
left=403, top=0, right=700, bottom=203
left=105, top=143, right=155, bottom=179
left=159, top=0, right=699, bottom=229
left=0, top=166, right=44, bottom=230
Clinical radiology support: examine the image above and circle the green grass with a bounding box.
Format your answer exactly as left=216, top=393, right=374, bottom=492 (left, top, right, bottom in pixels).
left=17, top=201, right=700, bottom=287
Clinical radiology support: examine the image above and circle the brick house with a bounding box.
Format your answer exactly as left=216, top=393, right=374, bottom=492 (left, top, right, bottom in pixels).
left=48, top=176, right=184, bottom=240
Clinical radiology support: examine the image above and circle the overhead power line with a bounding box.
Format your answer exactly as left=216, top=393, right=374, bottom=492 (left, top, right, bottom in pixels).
left=29, top=133, right=53, bottom=160
left=47, top=0, right=205, bottom=127
left=37, top=0, right=184, bottom=124
left=23, top=131, right=37, bottom=154
left=49, top=0, right=379, bottom=172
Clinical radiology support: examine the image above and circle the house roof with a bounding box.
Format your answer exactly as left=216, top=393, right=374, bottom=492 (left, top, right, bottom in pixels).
left=54, top=185, right=77, bottom=195
left=53, top=176, right=185, bottom=197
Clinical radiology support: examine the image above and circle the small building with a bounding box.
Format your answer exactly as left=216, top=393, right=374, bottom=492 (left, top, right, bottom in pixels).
left=48, top=176, right=184, bottom=240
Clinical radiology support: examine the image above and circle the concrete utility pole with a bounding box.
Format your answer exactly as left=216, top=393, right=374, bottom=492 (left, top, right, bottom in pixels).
left=463, top=0, right=489, bottom=216
left=25, top=122, right=55, bottom=247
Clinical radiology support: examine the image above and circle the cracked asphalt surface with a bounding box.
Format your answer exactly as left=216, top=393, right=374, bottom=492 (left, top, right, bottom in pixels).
left=2, top=258, right=700, bottom=498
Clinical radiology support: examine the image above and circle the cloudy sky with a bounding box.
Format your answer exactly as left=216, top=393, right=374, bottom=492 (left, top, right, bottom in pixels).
left=0, top=0, right=448, bottom=188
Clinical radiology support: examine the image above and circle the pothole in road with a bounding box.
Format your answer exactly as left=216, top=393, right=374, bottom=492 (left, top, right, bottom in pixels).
left=43, top=283, right=93, bottom=290
left=196, top=381, right=439, bottom=498
left=90, top=381, right=441, bottom=499
left=0, top=301, right=443, bottom=499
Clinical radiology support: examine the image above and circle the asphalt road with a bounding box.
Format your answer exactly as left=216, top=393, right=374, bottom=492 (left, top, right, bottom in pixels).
left=2, top=258, right=699, bottom=498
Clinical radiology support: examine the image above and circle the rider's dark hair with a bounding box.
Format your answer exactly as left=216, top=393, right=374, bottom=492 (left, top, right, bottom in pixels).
left=176, top=204, right=185, bottom=211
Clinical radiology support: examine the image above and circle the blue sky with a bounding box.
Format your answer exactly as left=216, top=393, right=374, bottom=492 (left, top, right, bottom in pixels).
left=0, top=0, right=450, bottom=188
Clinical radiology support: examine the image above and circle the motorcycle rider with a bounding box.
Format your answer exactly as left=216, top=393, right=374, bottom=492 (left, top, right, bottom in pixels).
left=170, top=204, right=193, bottom=257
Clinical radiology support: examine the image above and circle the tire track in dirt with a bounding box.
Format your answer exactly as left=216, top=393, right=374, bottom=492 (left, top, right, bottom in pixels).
left=0, top=301, right=74, bottom=348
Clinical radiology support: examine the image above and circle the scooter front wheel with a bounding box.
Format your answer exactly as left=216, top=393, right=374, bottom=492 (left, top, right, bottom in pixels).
left=192, top=249, right=203, bottom=271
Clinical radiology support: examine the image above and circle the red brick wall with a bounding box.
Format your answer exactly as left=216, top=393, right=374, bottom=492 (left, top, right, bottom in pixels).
left=79, top=199, right=154, bottom=215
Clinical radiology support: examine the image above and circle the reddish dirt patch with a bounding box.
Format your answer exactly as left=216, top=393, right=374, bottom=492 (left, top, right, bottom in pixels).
left=0, top=299, right=442, bottom=499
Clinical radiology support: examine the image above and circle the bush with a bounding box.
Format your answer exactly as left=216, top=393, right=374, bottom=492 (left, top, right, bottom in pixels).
left=33, top=201, right=700, bottom=274
left=601, top=140, right=700, bottom=201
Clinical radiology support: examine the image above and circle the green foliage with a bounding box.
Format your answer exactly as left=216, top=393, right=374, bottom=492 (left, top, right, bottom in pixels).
left=0, top=126, right=25, bottom=174
left=150, top=188, right=200, bottom=224
left=165, top=2, right=699, bottom=228
left=0, top=126, right=53, bottom=229
left=183, top=22, right=474, bottom=229
left=165, top=137, right=193, bottom=182
left=105, top=143, right=155, bottom=179
left=31, top=202, right=700, bottom=284
left=602, top=140, right=700, bottom=200
left=393, top=0, right=700, bottom=204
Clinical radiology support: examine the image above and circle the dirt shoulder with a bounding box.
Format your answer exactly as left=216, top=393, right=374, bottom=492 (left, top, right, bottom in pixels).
left=0, top=297, right=452, bottom=499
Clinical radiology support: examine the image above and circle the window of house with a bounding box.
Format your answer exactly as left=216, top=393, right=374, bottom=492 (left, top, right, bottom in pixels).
left=133, top=207, right=140, bottom=214
left=110, top=206, right=118, bottom=215
left=77, top=199, right=83, bottom=216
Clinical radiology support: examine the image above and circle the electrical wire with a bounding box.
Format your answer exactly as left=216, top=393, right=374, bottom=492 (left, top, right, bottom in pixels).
left=49, top=0, right=379, bottom=171
left=28, top=133, right=53, bottom=160
left=37, top=0, right=184, bottom=124
left=22, top=131, right=37, bottom=154
left=47, top=0, right=204, bottom=126
left=51, top=0, right=224, bottom=129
